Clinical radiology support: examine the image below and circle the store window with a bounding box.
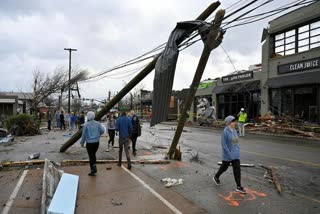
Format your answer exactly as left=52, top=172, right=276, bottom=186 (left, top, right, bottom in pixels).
left=274, top=20, right=320, bottom=56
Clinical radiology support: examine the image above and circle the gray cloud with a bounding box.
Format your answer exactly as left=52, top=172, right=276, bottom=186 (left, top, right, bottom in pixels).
left=0, top=0, right=306, bottom=99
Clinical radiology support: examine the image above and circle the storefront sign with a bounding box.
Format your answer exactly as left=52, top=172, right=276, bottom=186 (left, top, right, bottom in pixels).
left=222, top=71, right=253, bottom=83
left=278, top=57, right=320, bottom=74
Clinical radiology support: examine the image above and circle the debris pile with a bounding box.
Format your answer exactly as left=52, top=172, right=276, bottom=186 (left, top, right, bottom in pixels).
left=246, top=114, right=320, bottom=139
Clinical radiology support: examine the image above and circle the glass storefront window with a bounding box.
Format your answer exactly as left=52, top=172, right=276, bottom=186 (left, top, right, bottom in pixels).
left=282, top=89, right=293, bottom=116
left=271, top=89, right=281, bottom=115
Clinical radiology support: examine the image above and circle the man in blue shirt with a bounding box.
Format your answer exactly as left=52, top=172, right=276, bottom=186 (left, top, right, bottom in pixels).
left=116, top=111, right=133, bottom=169
left=80, top=111, right=105, bottom=176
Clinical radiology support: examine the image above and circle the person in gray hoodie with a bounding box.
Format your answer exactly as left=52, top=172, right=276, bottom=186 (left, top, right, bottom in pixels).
left=80, top=111, right=105, bottom=176
left=213, top=115, right=246, bottom=194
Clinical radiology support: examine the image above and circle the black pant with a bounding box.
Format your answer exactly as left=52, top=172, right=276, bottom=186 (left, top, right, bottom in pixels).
left=108, top=129, right=115, bottom=146
left=86, top=143, right=99, bottom=172
left=60, top=120, right=65, bottom=130
left=131, top=135, right=138, bottom=152
left=47, top=120, right=51, bottom=130
left=215, top=159, right=241, bottom=187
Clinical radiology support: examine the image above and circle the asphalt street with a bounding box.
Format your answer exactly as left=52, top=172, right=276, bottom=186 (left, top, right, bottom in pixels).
left=0, top=122, right=319, bottom=213
left=133, top=122, right=320, bottom=214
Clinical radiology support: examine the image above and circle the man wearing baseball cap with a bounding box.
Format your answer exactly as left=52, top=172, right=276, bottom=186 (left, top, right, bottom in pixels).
left=237, top=108, right=247, bottom=137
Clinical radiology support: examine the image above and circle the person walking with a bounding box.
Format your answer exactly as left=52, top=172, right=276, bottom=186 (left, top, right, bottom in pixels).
left=116, top=112, right=132, bottom=169
left=54, top=110, right=60, bottom=129
left=78, top=111, right=85, bottom=129
left=107, top=113, right=116, bottom=149
left=237, top=108, right=247, bottom=137
left=47, top=111, right=52, bottom=131
left=70, top=112, right=77, bottom=131
left=60, top=111, right=65, bottom=130
left=213, top=115, right=246, bottom=194
left=80, top=111, right=105, bottom=176
left=130, top=115, right=141, bottom=156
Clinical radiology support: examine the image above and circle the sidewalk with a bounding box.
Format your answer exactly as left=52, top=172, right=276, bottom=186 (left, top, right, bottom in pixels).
left=0, top=164, right=206, bottom=214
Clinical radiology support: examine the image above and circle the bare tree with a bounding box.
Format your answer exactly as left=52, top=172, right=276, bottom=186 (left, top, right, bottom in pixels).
left=32, top=67, right=88, bottom=112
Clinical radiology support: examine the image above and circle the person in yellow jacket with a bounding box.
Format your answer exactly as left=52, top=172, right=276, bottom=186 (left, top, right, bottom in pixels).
left=237, top=108, right=247, bottom=137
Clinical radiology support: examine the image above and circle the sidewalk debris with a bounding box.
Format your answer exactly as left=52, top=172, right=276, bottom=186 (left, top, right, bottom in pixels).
left=0, top=134, right=14, bottom=143
left=259, top=164, right=282, bottom=194
left=152, top=145, right=168, bottom=149
left=218, top=162, right=255, bottom=167
left=29, top=153, right=41, bottom=160
left=41, top=159, right=63, bottom=214
left=111, top=198, right=123, bottom=206
left=161, top=178, right=184, bottom=188
left=47, top=173, right=79, bottom=214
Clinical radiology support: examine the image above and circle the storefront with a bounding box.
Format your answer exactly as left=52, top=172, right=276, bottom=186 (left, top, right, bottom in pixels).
left=261, top=2, right=320, bottom=124
left=265, top=61, right=320, bottom=123
left=213, top=70, right=262, bottom=121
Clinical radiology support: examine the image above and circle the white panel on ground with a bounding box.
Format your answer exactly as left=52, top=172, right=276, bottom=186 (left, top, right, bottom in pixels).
left=47, top=173, right=79, bottom=214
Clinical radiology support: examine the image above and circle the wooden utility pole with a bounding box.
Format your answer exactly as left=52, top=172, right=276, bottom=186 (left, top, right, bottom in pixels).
left=64, top=48, right=77, bottom=113
left=60, top=2, right=221, bottom=153
left=168, top=9, right=225, bottom=159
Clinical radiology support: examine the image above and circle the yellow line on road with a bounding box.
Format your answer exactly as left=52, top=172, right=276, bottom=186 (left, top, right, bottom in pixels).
left=242, top=150, right=320, bottom=167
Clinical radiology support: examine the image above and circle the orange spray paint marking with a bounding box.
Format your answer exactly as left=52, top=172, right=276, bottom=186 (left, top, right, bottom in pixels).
left=160, top=162, right=189, bottom=170
left=219, top=188, right=267, bottom=207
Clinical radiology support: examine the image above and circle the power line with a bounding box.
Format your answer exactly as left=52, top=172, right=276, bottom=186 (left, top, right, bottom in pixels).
left=220, top=45, right=237, bottom=72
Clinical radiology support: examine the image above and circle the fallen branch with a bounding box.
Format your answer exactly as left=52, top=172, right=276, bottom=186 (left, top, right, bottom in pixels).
left=259, top=164, right=282, bottom=194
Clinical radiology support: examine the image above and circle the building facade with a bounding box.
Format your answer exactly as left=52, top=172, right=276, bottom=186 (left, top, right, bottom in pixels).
left=261, top=1, right=320, bottom=123
left=213, top=68, right=262, bottom=121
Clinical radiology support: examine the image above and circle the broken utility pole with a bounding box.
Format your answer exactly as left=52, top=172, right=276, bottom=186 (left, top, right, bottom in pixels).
left=167, top=9, right=225, bottom=159
left=60, top=2, right=220, bottom=152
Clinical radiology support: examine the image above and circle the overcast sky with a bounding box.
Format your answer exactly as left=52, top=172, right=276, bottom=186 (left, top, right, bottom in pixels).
left=0, top=0, right=305, bottom=100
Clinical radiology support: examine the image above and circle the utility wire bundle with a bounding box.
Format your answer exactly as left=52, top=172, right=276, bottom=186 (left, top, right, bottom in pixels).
left=82, top=0, right=316, bottom=82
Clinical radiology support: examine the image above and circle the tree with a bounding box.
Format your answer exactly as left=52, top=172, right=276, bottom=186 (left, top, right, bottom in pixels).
left=32, top=67, right=88, bottom=112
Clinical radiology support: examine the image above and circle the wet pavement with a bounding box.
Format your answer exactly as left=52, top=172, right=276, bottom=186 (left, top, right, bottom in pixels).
left=0, top=122, right=319, bottom=213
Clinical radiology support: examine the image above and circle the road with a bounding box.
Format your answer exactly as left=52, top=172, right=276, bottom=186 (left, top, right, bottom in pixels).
left=133, top=122, right=320, bottom=214
left=0, top=122, right=319, bottom=213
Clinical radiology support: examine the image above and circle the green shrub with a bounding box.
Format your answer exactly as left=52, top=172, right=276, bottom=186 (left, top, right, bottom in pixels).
left=5, top=114, right=40, bottom=136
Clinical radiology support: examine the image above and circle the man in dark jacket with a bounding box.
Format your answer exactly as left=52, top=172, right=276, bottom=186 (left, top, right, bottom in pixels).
left=116, top=112, right=132, bottom=169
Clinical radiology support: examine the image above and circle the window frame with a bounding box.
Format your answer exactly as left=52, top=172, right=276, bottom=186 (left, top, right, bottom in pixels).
left=273, top=19, right=320, bottom=57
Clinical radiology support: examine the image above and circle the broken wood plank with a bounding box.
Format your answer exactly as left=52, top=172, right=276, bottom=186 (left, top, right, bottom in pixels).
left=1, top=160, right=45, bottom=167
left=218, top=162, right=255, bottom=167
left=61, top=159, right=170, bottom=166
left=258, top=164, right=282, bottom=194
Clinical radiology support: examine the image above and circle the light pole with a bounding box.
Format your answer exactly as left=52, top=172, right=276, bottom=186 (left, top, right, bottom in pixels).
left=64, top=48, right=77, bottom=113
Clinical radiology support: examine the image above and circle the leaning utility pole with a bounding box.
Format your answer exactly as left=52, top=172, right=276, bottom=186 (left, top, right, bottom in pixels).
left=60, top=2, right=220, bottom=153
left=168, top=9, right=225, bottom=159
left=64, top=48, right=77, bottom=113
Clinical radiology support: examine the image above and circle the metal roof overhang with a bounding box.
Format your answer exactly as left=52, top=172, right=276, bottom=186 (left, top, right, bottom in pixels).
left=265, top=71, right=320, bottom=88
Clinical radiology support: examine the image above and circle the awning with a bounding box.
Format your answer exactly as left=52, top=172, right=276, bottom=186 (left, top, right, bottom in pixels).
left=265, top=71, right=320, bottom=88
left=0, top=98, right=15, bottom=104
left=213, top=80, right=260, bottom=94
